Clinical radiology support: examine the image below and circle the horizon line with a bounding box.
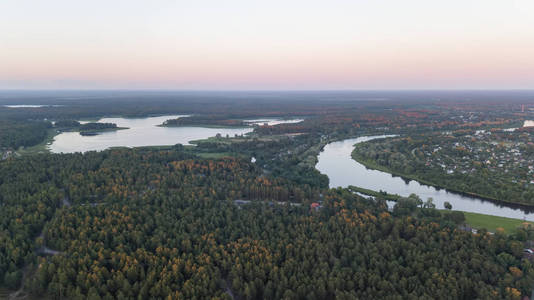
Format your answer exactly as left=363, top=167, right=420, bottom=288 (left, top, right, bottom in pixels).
left=2, top=88, right=534, bottom=92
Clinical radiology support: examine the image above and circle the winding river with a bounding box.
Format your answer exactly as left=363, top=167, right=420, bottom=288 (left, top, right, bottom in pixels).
left=316, top=135, right=534, bottom=221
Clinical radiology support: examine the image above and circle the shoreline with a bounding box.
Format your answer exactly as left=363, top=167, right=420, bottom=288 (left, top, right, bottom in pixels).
left=351, top=145, right=534, bottom=209
left=78, top=127, right=129, bottom=135
left=347, top=184, right=533, bottom=233
left=158, top=123, right=250, bottom=129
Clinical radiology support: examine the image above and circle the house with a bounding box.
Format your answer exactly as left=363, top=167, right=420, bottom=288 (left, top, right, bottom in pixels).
left=310, top=202, right=322, bottom=211
left=459, top=224, right=478, bottom=234
left=523, top=248, right=534, bottom=261
left=234, top=199, right=251, bottom=207
left=1, top=150, right=13, bottom=160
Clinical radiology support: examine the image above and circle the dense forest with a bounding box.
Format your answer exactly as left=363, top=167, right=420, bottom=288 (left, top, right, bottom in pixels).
left=192, top=134, right=329, bottom=189
left=54, top=120, right=81, bottom=128
left=51, top=121, right=122, bottom=136
left=1, top=147, right=534, bottom=299
left=79, top=123, right=118, bottom=131
left=78, top=123, right=122, bottom=136
left=0, top=120, right=51, bottom=150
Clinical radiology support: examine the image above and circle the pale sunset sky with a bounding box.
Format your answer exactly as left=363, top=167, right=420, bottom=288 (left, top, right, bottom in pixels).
left=1, top=0, right=534, bottom=89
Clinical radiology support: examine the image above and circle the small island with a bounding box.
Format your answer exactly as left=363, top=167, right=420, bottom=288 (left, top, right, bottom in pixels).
left=161, top=115, right=248, bottom=128
left=54, top=120, right=128, bottom=136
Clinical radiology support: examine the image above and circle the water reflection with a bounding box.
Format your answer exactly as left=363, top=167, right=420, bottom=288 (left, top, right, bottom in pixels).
left=244, top=118, right=304, bottom=126
left=49, top=115, right=252, bottom=153
left=49, top=116, right=303, bottom=153
left=316, top=135, right=534, bottom=221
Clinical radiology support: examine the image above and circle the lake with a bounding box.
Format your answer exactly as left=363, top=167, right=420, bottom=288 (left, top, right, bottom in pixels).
left=4, top=104, right=63, bottom=108
left=244, top=118, right=304, bottom=126
left=316, top=135, right=534, bottom=221
left=49, top=115, right=303, bottom=153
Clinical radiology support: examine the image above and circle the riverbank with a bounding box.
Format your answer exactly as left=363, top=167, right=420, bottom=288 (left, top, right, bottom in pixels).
left=348, top=185, right=532, bottom=235
left=317, top=135, right=534, bottom=220
left=351, top=143, right=534, bottom=209
left=158, top=123, right=249, bottom=129
left=348, top=185, right=403, bottom=201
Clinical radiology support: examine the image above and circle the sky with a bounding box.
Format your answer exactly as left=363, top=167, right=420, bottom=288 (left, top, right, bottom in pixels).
left=1, top=0, right=534, bottom=90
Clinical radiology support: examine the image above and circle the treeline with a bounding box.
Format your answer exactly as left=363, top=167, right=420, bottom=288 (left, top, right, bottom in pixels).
left=79, top=123, right=117, bottom=131
left=0, top=91, right=373, bottom=122
left=54, top=120, right=81, bottom=128
left=54, top=120, right=120, bottom=136
left=163, top=116, right=248, bottom=127
left=0, top=120, right=51, bottom=149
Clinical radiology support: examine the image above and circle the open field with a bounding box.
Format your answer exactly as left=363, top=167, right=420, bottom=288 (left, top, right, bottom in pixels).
left=462, top=211, right=533, bottom=234
left=349, top=185, right=532, bottom=234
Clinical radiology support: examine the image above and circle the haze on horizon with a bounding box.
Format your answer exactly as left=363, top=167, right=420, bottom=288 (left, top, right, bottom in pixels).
left=1, top=0, right=534, bottom=90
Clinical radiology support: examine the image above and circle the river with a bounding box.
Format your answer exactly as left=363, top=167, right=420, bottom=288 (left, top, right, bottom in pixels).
left=49, top=115, right=301, bottom=153
left=316, top=135, right=534, bottom=221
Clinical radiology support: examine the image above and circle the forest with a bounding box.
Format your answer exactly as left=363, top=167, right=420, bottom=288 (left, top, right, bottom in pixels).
left=191, top=133, right=329, bottom=189
left=0, top=120, right=51, bottom=150
left=162, top=116, right=248, bottom=127
left=3, top=91, right=534, bottom=299
left=1, top=147, right=534, bottom=299
left=78, top=123, right=122, bottom=136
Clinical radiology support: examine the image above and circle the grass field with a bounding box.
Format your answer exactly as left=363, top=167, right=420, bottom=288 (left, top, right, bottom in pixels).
left=462, top=211, right=533, bottom=234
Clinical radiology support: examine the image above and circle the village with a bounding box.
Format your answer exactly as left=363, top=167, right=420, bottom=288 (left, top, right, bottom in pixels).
left=417, top=127, right=534, bottom=186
